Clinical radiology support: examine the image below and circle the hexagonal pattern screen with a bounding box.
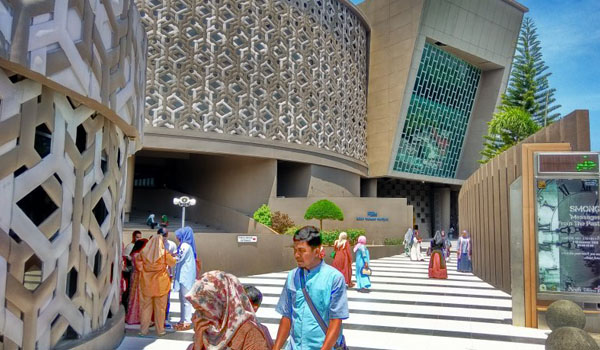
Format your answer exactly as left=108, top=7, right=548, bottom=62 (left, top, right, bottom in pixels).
left=138, top=0, right=369, bottom=161
left=393, top=43, right=481, bottom=178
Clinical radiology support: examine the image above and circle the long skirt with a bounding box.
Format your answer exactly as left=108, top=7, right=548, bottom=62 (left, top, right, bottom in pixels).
left=457, top=253, right=472, bottom=272
left=410, top=242, right=423, bottom=261
left=428, top=250, right=448, bottom=279
left=355, top=256, right=371, bottom=289
left=332, top=244, right=353, bottom=286
left=125, top=271, right=141, bottom=324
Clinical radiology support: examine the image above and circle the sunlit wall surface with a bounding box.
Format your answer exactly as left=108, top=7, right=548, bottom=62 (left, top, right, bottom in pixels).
left=393, top=43, right=481, bottom=178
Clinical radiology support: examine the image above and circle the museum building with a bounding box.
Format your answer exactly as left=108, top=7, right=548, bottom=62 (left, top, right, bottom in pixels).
left=125, top=0, right=527, bottom=240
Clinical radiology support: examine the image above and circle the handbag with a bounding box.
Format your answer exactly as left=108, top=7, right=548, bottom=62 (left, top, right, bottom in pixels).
left=298, top=270, right=349, bottom=350
left=360, top=250, right=372, bottom=276
left=330, top=251, right=336, bottom=259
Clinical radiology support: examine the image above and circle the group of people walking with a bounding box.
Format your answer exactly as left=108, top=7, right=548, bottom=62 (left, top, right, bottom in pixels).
left=402, top=227, right=473, bottom=280
left=331, top=232, right=372, bottom=292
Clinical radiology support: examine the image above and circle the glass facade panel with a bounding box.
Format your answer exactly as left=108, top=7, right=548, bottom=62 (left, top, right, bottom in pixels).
left=393, top=43, right=481, bottom=178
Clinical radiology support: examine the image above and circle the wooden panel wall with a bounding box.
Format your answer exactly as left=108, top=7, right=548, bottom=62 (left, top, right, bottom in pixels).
left=458, top=110, right=591, bottom=293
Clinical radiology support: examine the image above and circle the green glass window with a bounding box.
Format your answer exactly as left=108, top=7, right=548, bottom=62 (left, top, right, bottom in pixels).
left=393, top=43, right=481, bottom=178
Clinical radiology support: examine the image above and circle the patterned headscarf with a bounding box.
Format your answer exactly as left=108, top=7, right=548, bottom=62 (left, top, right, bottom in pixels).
left=175, top=226, right=197, bottom=258
left=185, top=271, right=257, bottom=350
left=354, top=235, right=367, bottom=252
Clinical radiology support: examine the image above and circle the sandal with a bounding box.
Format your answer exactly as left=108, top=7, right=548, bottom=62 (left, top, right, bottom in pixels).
left=174, top=323, right=192, bottom=331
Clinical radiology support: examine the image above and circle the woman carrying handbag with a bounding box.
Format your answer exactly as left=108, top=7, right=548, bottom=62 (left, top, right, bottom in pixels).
left=354, top=235, right=371, bottom=293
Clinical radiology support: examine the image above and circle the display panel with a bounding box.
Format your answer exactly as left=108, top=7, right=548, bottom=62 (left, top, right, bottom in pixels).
left=536, top=178, right=600, bottom=293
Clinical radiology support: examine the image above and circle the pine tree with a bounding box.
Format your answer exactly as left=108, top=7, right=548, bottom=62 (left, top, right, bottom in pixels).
left=503, top=17, right=561, bottom=126
left=480, top=106, right=541, bottom=164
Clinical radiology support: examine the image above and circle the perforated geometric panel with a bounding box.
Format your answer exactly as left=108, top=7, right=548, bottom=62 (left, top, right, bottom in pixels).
left=394, top=43, right=481, bottom=178
left=0, top=69, right=130, bottom=349
left=138, top=0, right=368, bottom=161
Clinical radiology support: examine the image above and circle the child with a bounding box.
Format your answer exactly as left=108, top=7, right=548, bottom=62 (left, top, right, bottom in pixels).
left=244, top=285, right=274, bottom=348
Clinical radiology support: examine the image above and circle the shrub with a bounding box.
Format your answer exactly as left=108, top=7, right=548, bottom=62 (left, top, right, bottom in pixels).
left=320, top=229, right=365, bottom=246
left=271, top=211, right=295, bottom=234
left=284, top=225, right=300, bottom=236
left=384, top=238, right=404, bottom=246
left=253, top=204, right=272, bottom=227
left=304, top=199, right=344, bottom=231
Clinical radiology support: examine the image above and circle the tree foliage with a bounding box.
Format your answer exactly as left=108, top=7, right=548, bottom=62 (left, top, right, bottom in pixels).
left=304, top=199, right=344, bottom=231
left=253, top=204, right=272, bottom=227
left=503, top=17, right=560, bottom=126
left=480, top=106, right=541, bottom=163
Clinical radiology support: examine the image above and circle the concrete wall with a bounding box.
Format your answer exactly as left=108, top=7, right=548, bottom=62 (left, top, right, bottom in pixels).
left=359, top=0, right=526, bottom=182
left=195, top=233, right=403, bottom=278
left=456, top=68, right=506, bottom=179
left=269, top=197, right=413, bottom=244
left=458, top=111, right=590, bottom=294
left=308, top=165, right=361, bottom=197
left=358, top=0, right=425, bottom=176
left=179, top=154, right=277, bottom=216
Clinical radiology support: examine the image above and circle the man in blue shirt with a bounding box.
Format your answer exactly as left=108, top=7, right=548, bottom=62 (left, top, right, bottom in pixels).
left=274, top=226, right=349, bottom=350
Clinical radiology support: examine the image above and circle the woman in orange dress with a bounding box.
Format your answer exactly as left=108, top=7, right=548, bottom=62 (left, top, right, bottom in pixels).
left=185, top=271, right=271, bottom=350
left=332, top=232, right=354, bottom=288
left=428, top=231, right=448, bottom=279
left=136, top=235, right=176, bottom=336
left=125, top=238, right=148, bottom=325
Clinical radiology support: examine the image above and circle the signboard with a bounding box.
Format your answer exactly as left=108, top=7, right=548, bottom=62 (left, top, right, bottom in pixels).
left=538, top=153, right=599, bottom=174
left=356, top=211, right=389, bottom=222
left=237, top=235, right=258, bottom=243
left=535, top=178, right=600, bottom=294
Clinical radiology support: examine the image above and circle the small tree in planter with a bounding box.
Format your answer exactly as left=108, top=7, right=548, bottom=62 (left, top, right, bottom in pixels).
left=304, top=200, right=344, bottom=231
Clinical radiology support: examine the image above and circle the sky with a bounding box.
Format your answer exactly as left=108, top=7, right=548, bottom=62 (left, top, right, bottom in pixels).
left=351, top=0, right=600, bottom=151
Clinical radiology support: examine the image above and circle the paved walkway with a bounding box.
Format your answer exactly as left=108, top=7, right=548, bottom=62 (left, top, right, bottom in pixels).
left=117, top=254, right=549, bottom=350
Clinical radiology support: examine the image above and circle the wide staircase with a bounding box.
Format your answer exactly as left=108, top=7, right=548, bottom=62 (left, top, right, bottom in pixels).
left=124, top=212, right=226, bottom=236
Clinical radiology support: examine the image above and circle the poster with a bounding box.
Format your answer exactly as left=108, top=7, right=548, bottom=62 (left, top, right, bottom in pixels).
left=536, top=178, right=600, bottom=293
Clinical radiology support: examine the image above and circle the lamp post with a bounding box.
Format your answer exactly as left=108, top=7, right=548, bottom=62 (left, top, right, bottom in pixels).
left=173, top=196, right=196, bottom=228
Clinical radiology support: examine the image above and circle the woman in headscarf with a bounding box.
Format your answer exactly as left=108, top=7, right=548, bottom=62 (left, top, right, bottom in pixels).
left=125, top=238, right=148, bottom=325
left=136, top=235, right=177, bottom=336
left=441, top=230, right=452, bottom=262
left=185, top=271, right=270, bottom=350
left=332, top=231, right=354, bottom=288
left=457, top=230, right=472, bottom=272
left=403, top=227, right=413, bottom=257
left=354, top=235, right=371, bottom=292
left=410, top=230, right=424, bottom=261
left=428, top=231, right=448, bottom=279
left=174, top=226, right=197, bottom=331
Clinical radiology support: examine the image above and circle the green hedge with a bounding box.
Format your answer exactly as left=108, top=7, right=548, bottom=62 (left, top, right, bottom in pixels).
left=383, top=238, right=404, bottom=246
left=283, top=226, right=365, bottom=246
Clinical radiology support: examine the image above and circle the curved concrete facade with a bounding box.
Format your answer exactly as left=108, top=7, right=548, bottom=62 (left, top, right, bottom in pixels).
left=137, top=0, right=369, bottom=162
left=0, top=0, right=147, bottom=348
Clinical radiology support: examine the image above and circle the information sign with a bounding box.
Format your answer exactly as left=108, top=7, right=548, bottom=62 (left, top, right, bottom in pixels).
left=237, top=235, right=258, bottom=243
left=536, top=178, right=600, bottom=294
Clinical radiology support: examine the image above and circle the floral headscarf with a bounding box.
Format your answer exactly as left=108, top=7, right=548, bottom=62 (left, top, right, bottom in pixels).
left=185, top=271, right=257, bottom=350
